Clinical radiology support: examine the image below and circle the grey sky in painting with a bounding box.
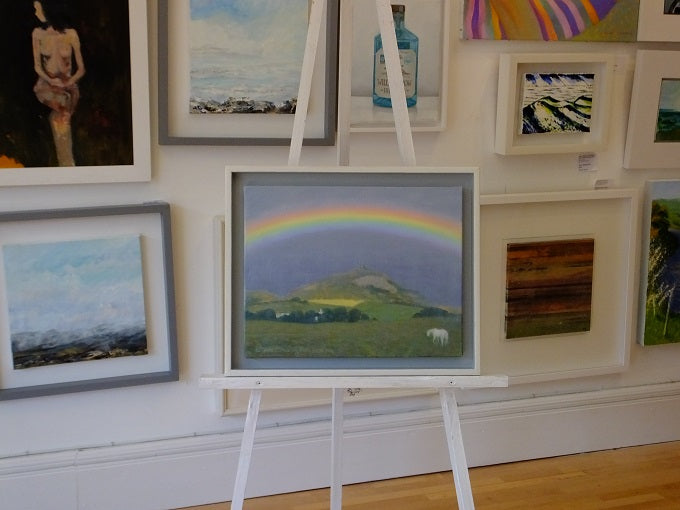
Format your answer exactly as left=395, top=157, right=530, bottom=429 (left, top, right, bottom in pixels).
left=243, top=186, right=463, bottom=308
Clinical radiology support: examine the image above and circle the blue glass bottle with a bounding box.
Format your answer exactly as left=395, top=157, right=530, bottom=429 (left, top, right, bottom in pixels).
left=372, top=4, right=419, bottom=108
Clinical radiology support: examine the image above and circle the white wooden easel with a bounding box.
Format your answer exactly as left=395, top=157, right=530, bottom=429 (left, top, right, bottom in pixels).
left=201, top=1, right=508, bottom=508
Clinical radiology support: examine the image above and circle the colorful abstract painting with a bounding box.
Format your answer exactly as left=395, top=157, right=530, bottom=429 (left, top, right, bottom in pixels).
left=3, top=236, right=148, bottom=369
left=189, top=0, right=308, bottom=114
left=655, top=79, right=680, bottom=142
left=462, top=0, right=639, bottom=41
left=643, top=181, right=680, bottom=345
left=505, top=239, right=594, bottom=339
left=521, top=73, right=594, bottom=134
left=243, top=185, right=464, bottom=358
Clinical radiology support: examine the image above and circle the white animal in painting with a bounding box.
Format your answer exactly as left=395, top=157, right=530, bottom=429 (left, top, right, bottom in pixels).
left=426, top=328, right=449, bottom=346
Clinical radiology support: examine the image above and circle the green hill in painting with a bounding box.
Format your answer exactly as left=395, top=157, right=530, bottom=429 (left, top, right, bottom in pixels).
left=654, top=198, right=680, bottom=230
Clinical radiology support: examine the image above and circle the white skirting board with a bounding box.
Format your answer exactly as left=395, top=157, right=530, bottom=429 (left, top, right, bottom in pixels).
left=3, top=383, right=680, bottom=510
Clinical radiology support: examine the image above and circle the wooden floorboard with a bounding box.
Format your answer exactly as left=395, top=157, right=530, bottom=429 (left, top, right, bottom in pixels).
left=175, top=441, right=680, bottom=509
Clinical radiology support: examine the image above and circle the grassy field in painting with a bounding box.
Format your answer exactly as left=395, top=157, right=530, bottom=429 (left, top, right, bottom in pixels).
left=245, top=315, right=462, bottom=358
left=643, top=309, right=680, bottom=345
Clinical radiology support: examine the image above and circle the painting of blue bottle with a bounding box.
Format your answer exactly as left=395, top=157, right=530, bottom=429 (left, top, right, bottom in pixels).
left=655, top=80, right=680, bottom=142
left=372, top=4, right=419, bottom=107
left=189, top=0, right=307, bottom=114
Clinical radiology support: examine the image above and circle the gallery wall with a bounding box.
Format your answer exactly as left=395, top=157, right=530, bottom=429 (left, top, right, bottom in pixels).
left=2, top=0, right=680, bottom=507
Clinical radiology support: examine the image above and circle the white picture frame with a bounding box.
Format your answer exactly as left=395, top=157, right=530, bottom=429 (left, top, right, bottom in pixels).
left=339, top=0, right=450, bottom=132
left=480, top=189, right=638, bottom=384
left=224, top=166, right=480, bottom=377
left=637, top=0, right=680, bottom=42
left=495, top=53, right=615, bottom=155
left=623, top=50, right=680, bottom=170
left=0, top=1, right=150, bottom=186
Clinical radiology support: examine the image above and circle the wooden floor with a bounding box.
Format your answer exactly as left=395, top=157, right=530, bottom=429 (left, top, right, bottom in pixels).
left=177, top=441, right=680, bottom=509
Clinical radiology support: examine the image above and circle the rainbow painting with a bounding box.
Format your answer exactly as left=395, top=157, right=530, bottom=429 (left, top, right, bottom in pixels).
left=462, top=0, right=639, bottom=41
left=241, top=184, right=465, bottom=359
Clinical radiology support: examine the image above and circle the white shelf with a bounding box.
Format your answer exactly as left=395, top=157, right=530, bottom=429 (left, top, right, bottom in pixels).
left=350, top=96, right=444, bottom=132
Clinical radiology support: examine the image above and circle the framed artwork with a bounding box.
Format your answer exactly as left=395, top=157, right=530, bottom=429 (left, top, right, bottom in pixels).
left=638, top=180, right=680, bottom=346
left=0, top=203, right=178, bottom=400
left=480, top=189, right=638, bottom=383
left=340, top=0, right=450, bottom=132
left=505, top=238, right=595, bottom=340
left=158, top=0, right=339, bottom=146
left=0, top=1, right=151, bottom=186
left=225, top=166, right=480, bottom=376
left=637, top=0, right=680, bottom=41
left=495, top=53, right=615, bottom=155
left=624, top=50, right=680, bottom=169
left=461, top=0, right=639, bottom=41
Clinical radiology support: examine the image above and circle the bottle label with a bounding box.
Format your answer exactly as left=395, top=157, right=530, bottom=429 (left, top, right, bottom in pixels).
left=374, top=49, right=416, bottom=98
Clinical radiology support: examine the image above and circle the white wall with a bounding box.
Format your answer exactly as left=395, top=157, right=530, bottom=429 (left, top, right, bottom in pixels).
left=3, top=1, right=680, bottom=508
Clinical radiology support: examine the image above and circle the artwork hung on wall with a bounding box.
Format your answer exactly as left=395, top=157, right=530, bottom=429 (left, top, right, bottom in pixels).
left=342, top=0, right=450, bottom=132
left=189, top=0, right=306, bottom=116
left=0, top=0, right=150, bottom=186
left=638, top=0, right=680, bottom=41
left=0, top=203, right=178, bottom=400
left=519, top=72, right=595, bottom=135
left=639, top=180, right=680, bottom=346
left=624, top=50, right=680, bottom=169
left=158, top=0, right=339, bottom=145
left=505, top=238, right=594, bottom=340
left=480, top=189, right=637, bottom=383
left=461, top=0, right=639, bottom=42
left=226, top=167, right=480, bottom=376
left=496, top=53, right=614, bottom=155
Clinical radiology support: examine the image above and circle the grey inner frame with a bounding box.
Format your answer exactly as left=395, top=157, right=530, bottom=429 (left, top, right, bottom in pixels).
left=231, top=171, right=476, bottom=371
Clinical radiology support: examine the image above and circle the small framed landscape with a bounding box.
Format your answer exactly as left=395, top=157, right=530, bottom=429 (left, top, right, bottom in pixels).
left=637, top=0, right=680, bottom=42
left=225, top=166, right=479, bottom=376
left=480, top=189, right=638, bottom=383
left=624, top=50, right=680, bottom=169
left=0, top=203, right=178, bottom=400
left=638, top=180, right=680, bottom=347
left=495, top=53, right=614, bottom=155
left=158, top=0, right=338, bottom=145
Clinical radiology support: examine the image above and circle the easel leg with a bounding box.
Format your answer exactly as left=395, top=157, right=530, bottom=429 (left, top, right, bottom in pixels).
left=231, top=389, right=262, bottom=510
left=439, top=388, right=475, bottom=510
left=330, top=388, right=344, bottom=510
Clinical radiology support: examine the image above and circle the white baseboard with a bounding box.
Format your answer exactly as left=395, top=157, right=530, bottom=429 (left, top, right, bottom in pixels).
left=3, top=382, right=680, bottom=510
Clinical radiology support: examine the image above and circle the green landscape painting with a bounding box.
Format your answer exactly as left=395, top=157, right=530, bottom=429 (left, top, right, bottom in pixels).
left=655, top=79, right=680, bottom=142
left=243, top=185, right=464, bottom=359
left=643, top=180, right=680, bottom=345
left=505, top=238, right=594, bottom=339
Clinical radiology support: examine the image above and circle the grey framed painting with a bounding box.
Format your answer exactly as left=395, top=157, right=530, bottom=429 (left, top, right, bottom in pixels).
left=158, top=0, right=339, bottom=145
left=225, top=167, right=480, bottom=376
left=0, top=203, right=178, bottom=400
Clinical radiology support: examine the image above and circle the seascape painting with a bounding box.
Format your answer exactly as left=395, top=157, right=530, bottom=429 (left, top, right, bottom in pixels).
left=655, top=79, right=680, bottom=142
left=665, top=0, right=680, bottom=14
left=0, top=1, right=134, bottom=168
left=243, top=185, right=464, bottom=358
left=520, top=73, right=594, bottom=135
left=3, top=236, right=148, bottom=369
left=505, top=239, right=594, bottom=339
left=643, top=181, right=680, bottom=345
left=462, top=0, right=639, bottom=41
left=189, top=0, right=308, bottom=114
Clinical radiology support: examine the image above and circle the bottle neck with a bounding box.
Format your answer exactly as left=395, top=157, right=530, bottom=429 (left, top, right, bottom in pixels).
left=393, top=12, right=405, bottom=30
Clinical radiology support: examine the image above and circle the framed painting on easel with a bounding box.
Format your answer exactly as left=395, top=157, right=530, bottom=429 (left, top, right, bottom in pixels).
left=225, top=166, right=480, bottom=376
